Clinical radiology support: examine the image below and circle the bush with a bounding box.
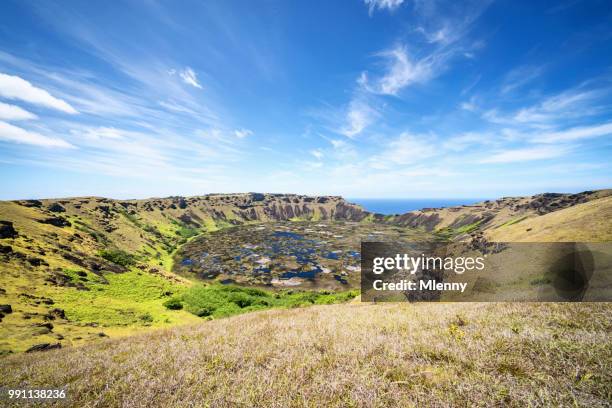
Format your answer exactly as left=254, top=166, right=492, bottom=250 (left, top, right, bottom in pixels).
left=227, top=292, right=254, bottom=308
left=99, top=249, right=137, bottom=267
left=163, top=298, right=183, bottom=310
left=195, top=306, right=215, bottom=317
left=179, top=284, right=358, bottom=319
left=139, top=312, right=153, bottom=323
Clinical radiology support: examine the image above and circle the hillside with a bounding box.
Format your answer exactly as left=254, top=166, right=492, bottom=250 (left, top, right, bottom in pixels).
left=384, top=189, right=612, bottom=239
left=1, top=302, right=610, bottom=407
left=486, top=195, right=612, bottom=242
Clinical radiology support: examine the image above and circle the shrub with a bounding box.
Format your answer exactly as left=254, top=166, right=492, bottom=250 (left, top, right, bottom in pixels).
left=163, top=298, right=183, bottom=310
left=99, top=249, right=137, bottom=267
left=179, top=284, right=358, bottom=319
left=139, top=312, right=153, bottom=323
left=195, top=306, right=215, bottom=317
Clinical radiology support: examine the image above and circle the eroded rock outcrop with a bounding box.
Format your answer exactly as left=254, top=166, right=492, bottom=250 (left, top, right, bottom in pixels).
left=0, top=221, right=18, bottom=239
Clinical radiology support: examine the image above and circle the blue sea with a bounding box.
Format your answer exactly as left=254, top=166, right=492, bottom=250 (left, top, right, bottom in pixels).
left=348, top=198, right=488, bottom=215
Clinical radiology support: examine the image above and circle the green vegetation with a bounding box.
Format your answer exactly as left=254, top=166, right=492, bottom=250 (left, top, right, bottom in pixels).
left=99, top=248, right=138, bottom=267
left=74, top=219, right=110, bottom=245
left=118, top=209, right=143, bottom=228
left=361, top=213, right=377, bottom=223
left=163, top=298, right=183, bottom=310
left=50, top=270, right=191, bottom=327
left=166, top=284, right=359, bottom=319
left=454, top=219, right=483, bottom=234
left=61, top=268, right=106, bottom=284
left=497, top=216, right=528, bottom=228
left=436, top=219, right=484, bottom=239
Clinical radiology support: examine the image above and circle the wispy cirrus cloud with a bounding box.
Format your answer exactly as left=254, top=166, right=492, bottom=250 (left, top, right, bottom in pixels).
left=369, top=132, right=438, bottom=169
left=0, top=73, right=78, bottom=114
left=0, top=121, right=74, bottom=148
left=340, top=98, right=378, bottom=138
left=500, top=65, right=545, bottom=94
left=310, top=149, right=323, bottom=159
left=178, top=67, right=203, bottom=89
left=362, top=45, right=439, bottom=96
left=158, top=100, right=196, bottom=114
left=483, top=85, right=610, bottom=128
left=234, top=128, right=253, bottom=138
left=415, top=26, right=454, bottom=45
left=480, top=145, right=570, bottom=163
left=0, top=102, right=37, bottom=121
left=76, top=126, right=125, bottom=140
left=335, top=1, right=490, bottom=138
left=364, top=0, right=405, bottom=15
left=536, top=122, right=612, bottom=143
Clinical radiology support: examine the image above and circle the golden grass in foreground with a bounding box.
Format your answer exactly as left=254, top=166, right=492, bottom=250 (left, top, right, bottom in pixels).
left=1, top=302, right=611, bottom=407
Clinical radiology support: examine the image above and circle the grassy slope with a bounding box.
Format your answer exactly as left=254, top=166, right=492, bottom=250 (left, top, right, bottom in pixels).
left=389, top=189, right=612, bottom=237
left=0, top=200, right=204, bottom=353
left=1, top=302, right=610, bottom=407
left=486, top=195, right=612, bottom=242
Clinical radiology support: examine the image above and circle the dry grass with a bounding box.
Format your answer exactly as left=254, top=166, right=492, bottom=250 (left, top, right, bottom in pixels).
left=486, top=196, right=612, bottom=242
left=1, top=302, right=610, bottom=407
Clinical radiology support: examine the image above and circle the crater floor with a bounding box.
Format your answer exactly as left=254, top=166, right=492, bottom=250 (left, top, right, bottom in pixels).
left=174, top=221, right=433, bottom=289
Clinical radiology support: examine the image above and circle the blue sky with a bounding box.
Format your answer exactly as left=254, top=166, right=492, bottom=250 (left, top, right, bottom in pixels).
left=0, top=0, right=611, bottom=199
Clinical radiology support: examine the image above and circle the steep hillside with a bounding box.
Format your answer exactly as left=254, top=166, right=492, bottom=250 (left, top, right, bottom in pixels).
left=486, top=195, right=612, bottom=242
left=1, top=302, right=610, bottom=407
left=384, top=190, right=612, bottom=238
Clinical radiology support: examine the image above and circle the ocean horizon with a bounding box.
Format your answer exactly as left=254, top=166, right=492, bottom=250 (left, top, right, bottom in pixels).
left=348, top=198, right=489, bottom=215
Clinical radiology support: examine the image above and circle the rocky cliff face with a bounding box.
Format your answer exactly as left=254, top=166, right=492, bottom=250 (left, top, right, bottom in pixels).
left=62, top=193, right=370, bottom=226
left=6, top=193, right=368, bottom=235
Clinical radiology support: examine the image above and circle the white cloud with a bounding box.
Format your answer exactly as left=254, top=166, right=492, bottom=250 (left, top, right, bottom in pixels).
left=310, top=149, right=323, bottom=160
left=480, top=145, right=569, bottom=163
left=330, top=139, right=346, bottom=149
left=0, top=102, right=37, bottom=121
left=158, top=100, right=196, bottom=114
left=76, top=126, right=125, bottom=140
left=305, top=161, right=323, bottom=170
left=357, top=45, right=444, bottom=95
left=364, top=0, right=404, bottom=14
left=415, top=26, right=453, bottom=45
left=179, top=67, right=202, bottom=89
left=367, top=46, right=435, bottom=95
left=327, top=138, right=357, bottom=160
left=370, top=132, right=437, bottom=169
left=537, top=122, right=612, bottom=143
left=340, top=99, right=377, bottom=137
left=0, top=121, right=74, bottom=148
left=234, top=128, right=253, bottom=139
left=483, top=87, right=606, bottom=127
left=0, top=73, right=78, bottom=114
left=460, top=97, right=478, bottom=112
left=500, top=65, right=544, bottom=94
left=443, top=132, right=492, bottom=151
